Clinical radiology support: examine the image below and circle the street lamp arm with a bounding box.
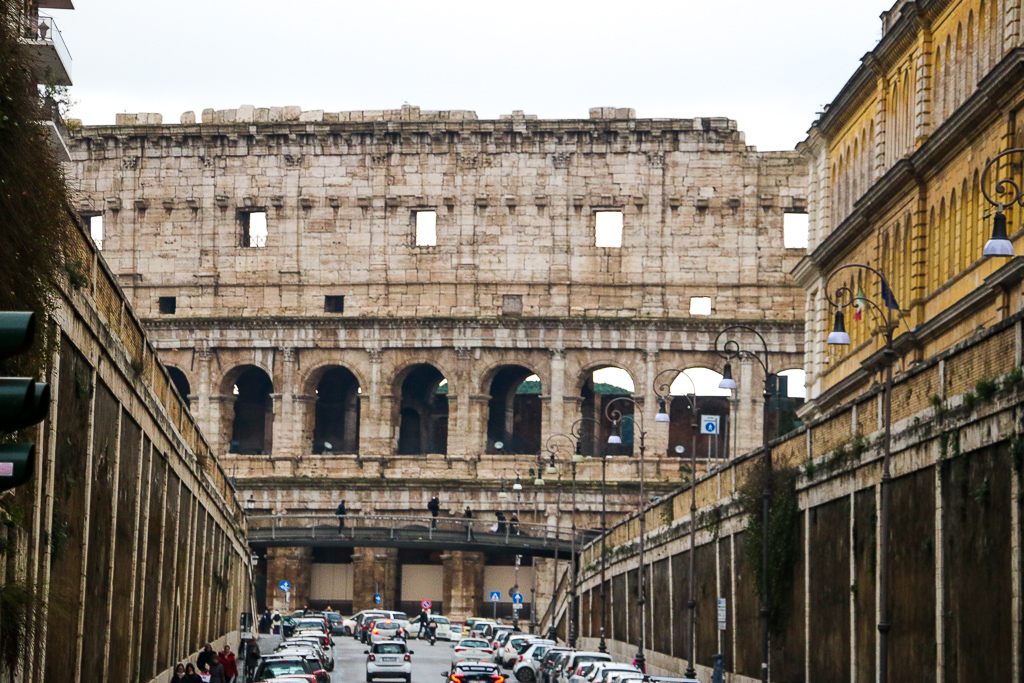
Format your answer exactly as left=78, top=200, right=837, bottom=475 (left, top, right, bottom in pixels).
left=823, top=263, right=909, bottom=339
left=652, top=368, right=697, bottom=410
left=569, top=416, right=602, bottom=443
left=981, top=147, right=1024, bottom=209
left=604, top=395, right=644, bottom=431
left=714, top=324, right=770, bottom=375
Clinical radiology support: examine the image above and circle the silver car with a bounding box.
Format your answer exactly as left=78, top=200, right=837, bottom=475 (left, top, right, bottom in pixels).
left=511, top=639, right=556, bottom=682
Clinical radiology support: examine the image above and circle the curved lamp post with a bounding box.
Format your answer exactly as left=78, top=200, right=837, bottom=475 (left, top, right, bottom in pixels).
left=604, top=396, right=648, bottom=674
left=653, top=369, right=700, bottom=679
left=714, top=325, right=772, bottom=683
left=824, top=264, right=905, bottom=683
left=981, top=148, right=1024, bottom=256
left=544, top=425, right=591, bottom=648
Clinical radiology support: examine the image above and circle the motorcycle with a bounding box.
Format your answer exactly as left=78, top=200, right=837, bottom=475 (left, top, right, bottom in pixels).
left=428, top=624, right=438, bottom=646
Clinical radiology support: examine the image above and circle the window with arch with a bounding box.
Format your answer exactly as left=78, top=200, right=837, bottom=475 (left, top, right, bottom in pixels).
left=311, top=366, right=361, bottom=454
left=229, top=366, right=274, bottom=455
left=664, top=368, right=732, bottom=459
left=396, top=364, right=448, bottom=455
left=486, top=366, right=541, bottom=455
left=167, top=366, right=191, bottom=410
left=579, top=366, right=634, bottom=457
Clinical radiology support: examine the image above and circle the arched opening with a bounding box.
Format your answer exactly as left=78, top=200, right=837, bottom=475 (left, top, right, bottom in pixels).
left=485, top=366, right=541, bottom=454
left=167, top=366, right=191, bottom=410
left=772, top=369, right=807, bottom=438
left=666, top=368, right=732, bottom=459
left=579, top=366, right=635, bottom=457
left=312, top=366, right=361, bottom=454
left=230, top=366, right=274, bottom=455
left=396, top=364, right=448, bottom=455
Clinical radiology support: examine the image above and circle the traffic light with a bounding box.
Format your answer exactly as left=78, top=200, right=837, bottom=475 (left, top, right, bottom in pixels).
left=0, top=312, right=50, bottom=493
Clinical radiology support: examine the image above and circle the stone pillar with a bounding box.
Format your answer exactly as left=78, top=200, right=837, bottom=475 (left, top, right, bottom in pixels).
left=294, top=393, right=317, bottom=454
left=273, top=347, right=299, bottom=457
left=363, top=349, right=390, bottom=455
left=265, top=546, right=313, bottom=612
left=448, top=347, right=475, bottom=457
left=546, top=349, right=566, bottom=446
left=643, top=351, right=669, bottom=459
left=441, top=551, right=485, bottom=622
left=193, top=347, right=216, bottom=446
left=212, top=394, right=236, bottom=456
left=352, top=547, right=399, bottom=612
left=467, top=394, right=490, bottom=454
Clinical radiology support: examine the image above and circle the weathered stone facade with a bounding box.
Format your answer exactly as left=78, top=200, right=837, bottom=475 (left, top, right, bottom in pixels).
left=65, top=105, right=807, bottom=617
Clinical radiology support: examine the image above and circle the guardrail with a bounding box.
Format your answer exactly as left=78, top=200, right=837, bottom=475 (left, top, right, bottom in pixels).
left=246, top=513, right=599, bottom=554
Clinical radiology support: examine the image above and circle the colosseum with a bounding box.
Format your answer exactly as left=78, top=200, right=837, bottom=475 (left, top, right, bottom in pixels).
left=66, top=104, right=807, bottom=620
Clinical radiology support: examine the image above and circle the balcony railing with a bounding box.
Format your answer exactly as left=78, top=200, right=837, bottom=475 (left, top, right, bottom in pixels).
left=21, top=14, right=72, bottom=85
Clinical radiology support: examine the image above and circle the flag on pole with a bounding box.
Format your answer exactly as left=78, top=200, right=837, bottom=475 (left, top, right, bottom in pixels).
left=880, top=279, right=900, bottom=310
left=853, top=285, right=867, bottom=321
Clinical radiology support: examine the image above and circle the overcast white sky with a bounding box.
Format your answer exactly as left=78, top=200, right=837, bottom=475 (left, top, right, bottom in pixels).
left=52, top=0, right=894, bottom=151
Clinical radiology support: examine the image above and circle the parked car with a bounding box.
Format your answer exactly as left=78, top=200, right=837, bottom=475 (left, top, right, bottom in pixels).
left=498, top=634, right=536, bottom=668
left=451, top=637, right=495, bottom=665
left=269, top=648, right=331, bottom=675
left=469, top=620, right=497, bottom=637
left=445, top=660, right=506, bottom=683
left=512, top=640, right=557, bottom=682
left=253, top=656, right=328, bottom=683
left=557, top=653, right=611, bottom=683
left=371, top=619, right=407, bottom=643
left=539, top=650, right=574, bottom=683
left=280, top=636, right=334, bottom=670
left=355, top=611, right=390, bottom=640
left=326, top=611, right=345, bottom=635
left=570, top=662, right=639, bottom=683
left=342, top=615, right=358, bottom=635
left=365, top=640, right=414, bottom=682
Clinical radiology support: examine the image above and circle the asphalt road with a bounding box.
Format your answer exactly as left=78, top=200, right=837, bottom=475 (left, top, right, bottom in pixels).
left=333, top=633, right=457, bottom=683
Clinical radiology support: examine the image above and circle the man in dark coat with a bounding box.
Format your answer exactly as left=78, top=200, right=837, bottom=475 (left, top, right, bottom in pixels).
left=259, top=609, right=272, bottom=634
left=427, top=496, right=440, bottom=529
left=335, top=500, right=347, bottom=534
left=197, top=643, right=215, bottom=672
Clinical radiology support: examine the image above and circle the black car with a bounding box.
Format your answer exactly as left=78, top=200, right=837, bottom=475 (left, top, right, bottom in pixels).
left=447, top=661, right=506, bottom=683
left=326, top=611, right=345, bottom=635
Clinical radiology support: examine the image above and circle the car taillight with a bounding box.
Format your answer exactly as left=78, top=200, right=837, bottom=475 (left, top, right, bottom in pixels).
left=455, top=648, right=465, bottom=652
left=404, top=654, right=411, bottom=661
left=492, top=677, right=505, bottom=683
left=519, top=656, right=524, bottom=662
left=368, top=654, right=376, bottom=661
left=484, top=649, right=493, bottom=654
left=373, top=629, right=379, bottom=634
left=451, top=676, right=464, bottom=682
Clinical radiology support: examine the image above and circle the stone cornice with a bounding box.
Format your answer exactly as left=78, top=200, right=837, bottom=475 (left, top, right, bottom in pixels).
left=807, top=48, right=1024, bottom=271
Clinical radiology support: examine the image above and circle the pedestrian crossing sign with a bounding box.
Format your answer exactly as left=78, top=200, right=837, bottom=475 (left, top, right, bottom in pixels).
left=489, top=591, right=501, bottom=602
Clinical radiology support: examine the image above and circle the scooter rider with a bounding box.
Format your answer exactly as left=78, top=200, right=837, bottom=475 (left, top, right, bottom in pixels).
left=427, top=617, right=438, bottom=644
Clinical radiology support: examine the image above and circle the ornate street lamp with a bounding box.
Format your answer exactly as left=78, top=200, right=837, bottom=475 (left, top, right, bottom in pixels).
left=980, top=148, right=1024, bottom=257
left=825, top=264, right=905, bottom=683
left=714, top=325, right=773, bottom=683
left=652, top=369, right=701, bottom=679
left=604, top=396, right=648, bottom=674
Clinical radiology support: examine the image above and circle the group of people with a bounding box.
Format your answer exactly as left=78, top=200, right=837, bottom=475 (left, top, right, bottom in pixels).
left=258, top=608, right=284, bottom=634
left=332, top=496, right=523, bottom=534
left=171, top=643, right=238, bottom=683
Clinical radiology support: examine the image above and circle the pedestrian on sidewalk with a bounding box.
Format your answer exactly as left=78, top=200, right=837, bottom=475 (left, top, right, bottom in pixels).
left=208, top=653, right=227, bottom=683
left=271, top=609, right=282, bottom=634
left=427, top=495, right=440, bottom=529
left=259, top=608, right=272, bottom=634
left=220, top=645, right=238, bottom=683
left=197, top=643, right=215, bottom=672
left=172, top=663, right=187, bottom=681
left=182, top=663, right=202, bottom=683
left=495, top=511, right=507, bottom=534
left=336, top=500, right=347, bottom=534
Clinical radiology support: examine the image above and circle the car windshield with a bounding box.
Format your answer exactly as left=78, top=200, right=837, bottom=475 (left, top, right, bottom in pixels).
left=433, top=617, right=450, bottom=624
left=377, top=622, right=399, bottom=630
left=391, top=612, right=408, bottom=620
left=532, top=646, right=549, bottom=659
left=259, top=661, right=309, bottom=676
left=461, top=639, right=489, bottom=648
left=375, top=643, right=407, bottom=654
left=327, top=614, right=341, bottom=622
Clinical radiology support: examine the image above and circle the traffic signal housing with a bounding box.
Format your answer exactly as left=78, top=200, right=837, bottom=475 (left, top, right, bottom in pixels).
left=0, top=312, right=50, bottom=493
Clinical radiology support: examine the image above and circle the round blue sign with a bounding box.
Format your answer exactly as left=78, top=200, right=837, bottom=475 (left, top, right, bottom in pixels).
left=374, top=593, right=382, bottom=604
left=279, top=580, right=291, bottom=592
left=512, top=592, right=524, bottom=605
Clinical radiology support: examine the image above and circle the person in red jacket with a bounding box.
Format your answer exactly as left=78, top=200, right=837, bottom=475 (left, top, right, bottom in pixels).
left=219, top=645, right=238, bottom=683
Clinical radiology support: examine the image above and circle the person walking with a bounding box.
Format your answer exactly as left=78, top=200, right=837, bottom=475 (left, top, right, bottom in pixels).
left=172, top=663, right=188, bottom=681
left=182, top=663, right=203, bottom=683
left=245, top=641, right=261, bottom=681
left=335, top=500, right=347, bottom=535
left=416, top=607, right=429, bottom=638
left=495, top=511, right=507, bottom=534
left=208, top=653, right=227, bottom=683
left=197, top=643, right=215, bottom=673
left=463, top=506, right=472, bottom=518
left=259, top=608, right=272, bottom=634
left=271, top=609, right=282, bottom=635
left=220, top=645, right=238, bottom=683
left=427, top=495, right=440, bottom=529
left=509, top=512, right=520, bottom=535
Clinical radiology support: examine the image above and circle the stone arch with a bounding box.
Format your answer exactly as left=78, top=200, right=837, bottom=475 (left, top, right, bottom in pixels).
left=665, top=368, right=732, bottom=459
left=576, top=362, right=637, bottom=458
left=166, top=365, right=192, bottom=410
left=225, top=364, right=274, bottom=455
left=305, top=365, right=361, bottom=455
left=482, top=364, right=542, bottom=455
left=774, top=368, right=808, bottom=439
left=393, top=362, right=448, bottom=455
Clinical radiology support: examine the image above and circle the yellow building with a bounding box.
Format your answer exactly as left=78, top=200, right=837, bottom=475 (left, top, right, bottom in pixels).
left=796, top=0, right=1024, bottom=412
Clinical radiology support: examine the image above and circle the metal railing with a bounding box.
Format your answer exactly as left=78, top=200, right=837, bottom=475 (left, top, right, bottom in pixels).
left=246, top=513, right=597, bottom=550
left=25, top=15, right=73, bottom=78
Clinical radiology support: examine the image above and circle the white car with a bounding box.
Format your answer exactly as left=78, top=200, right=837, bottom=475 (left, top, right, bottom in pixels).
left=428, top=615, right=455, bottom=640
left=469, top=621, right=497, bottom=638
left=366, top=640, right=413, bottom=682
left=371, top=620, right=407, bottom=643
left=451, top=637, right=494, bottom=666
left=559, top=653, right=611, bottom=683
left=570, top=662, right=640, bottom=683
left=499, top=634, right=537, bottom=668
left=342, top=615, right=358, bottom=635
left=512, top=639, right=556, bottom=682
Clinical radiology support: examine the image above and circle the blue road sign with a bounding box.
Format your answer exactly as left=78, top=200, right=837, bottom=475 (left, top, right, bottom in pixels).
left=421, top=599, right=432, bottom=610
left=489, top=591, right=501, bottom=602
left=279, top=580, right=291, bottom=592
left=512, top=592, right=524, bottom=605
left=374, top=593, right=382, bottom=604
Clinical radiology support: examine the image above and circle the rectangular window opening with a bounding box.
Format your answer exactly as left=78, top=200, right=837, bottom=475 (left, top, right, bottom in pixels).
left=87, top=215, right=103, bottom=249
left=324, top=295, right=345, bottom=313
left=502, top=294, right=523, bottom=316
left=415, top=210, right=437, bottom=246
left=595, top=211, right=623, bottom=248
left=783, top=212, right=809, bottom=249
left=689, top=296, right=712, bottom=316
left=240, top=210, right=268, bottom=248
left=158, top=296, right=177, bottom=315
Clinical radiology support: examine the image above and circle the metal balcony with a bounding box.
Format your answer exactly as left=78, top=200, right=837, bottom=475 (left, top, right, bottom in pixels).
left=20, top=14, right=72, bottom=86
